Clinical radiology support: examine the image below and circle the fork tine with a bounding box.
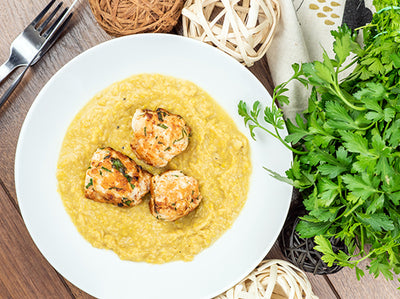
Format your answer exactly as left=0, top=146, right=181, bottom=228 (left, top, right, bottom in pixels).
left=32, top=13, right=73, bottom=65
left=30, top=0, right=56, bottom=27
left=42, top=7, right=68, bottom=38
left=40, top=12, right=73, bottom=53
left=37, top=2, right=64, bottom=34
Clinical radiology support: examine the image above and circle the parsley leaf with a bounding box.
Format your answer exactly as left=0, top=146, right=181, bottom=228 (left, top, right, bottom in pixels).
left=239, top=5, right=400, bottom=283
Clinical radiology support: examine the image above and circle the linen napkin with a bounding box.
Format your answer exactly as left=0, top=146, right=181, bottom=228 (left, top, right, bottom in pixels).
left=267, top=0, right=374, bottom=121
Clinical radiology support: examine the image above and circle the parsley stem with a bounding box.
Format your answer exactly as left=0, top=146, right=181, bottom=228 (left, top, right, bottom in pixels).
left=360, top=225, right=365, bottom=255
left=343, top=201, right=363, bottom=217
left=353, top=250, right=374, bottom=264
left=254, top=119, right=306, bottom=155
left=357, top=122, right=375, bottom=131
left=250, top=117, right=280, bottom=140
left=338, top=58, right=358, bottom=74
left=332, top=85, right=366, bottom=111
left=273, top=126, right=307, bottom=155
left=332, top=205, right=347, bottom=222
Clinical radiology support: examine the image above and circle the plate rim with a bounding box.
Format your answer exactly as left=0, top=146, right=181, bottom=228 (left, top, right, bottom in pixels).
left=15, top=33, right=292, bottom=299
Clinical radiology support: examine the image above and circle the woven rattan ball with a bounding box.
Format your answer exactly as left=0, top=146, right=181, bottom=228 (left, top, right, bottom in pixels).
left=279, top=192, right=347, bottom=275
left=215, top=259, right=318, bottom=299
left=88, top=0, right=184, bottom=36
left=181, top=0, right=280, bottom=66
left=280, top=217, right=346, bottom=275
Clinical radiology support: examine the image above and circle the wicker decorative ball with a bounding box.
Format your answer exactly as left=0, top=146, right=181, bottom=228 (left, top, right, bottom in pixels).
left=280, top=217, right=347, bottom=275
left=88, top=0, right=184, bottom=36
left=181, top=0, right=280, bottom=66
left=279, top=192, right=348, bottom=276
left=215, top=259, right=318, bottom=299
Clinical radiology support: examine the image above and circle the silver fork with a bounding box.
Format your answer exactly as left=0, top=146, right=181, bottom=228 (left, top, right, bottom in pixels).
left=0, top=0, right=69, bottom=84
left=0, top=0, right=78, bottom=109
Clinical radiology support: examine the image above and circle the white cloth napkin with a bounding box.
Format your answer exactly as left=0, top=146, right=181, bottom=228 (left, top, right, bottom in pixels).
left=267, top=0, right=374, bottom=121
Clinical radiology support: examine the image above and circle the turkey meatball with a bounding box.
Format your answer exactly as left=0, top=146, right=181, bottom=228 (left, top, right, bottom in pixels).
left=84, top=147, right=151, bottom=207
left=150, top=170, right=202, bottom=221
left=131, top=108, right=191, bottom=167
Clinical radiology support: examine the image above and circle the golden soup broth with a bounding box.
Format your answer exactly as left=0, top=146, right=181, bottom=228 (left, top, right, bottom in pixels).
left=57, top=74, right=251, bottom=263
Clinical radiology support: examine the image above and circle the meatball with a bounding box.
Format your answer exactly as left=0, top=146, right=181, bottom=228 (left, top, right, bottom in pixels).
left=150, top=170, right=202, bottom=221
left=131, top=108, right=191, bottom=167
left=84, top=147, right=151, bottom=207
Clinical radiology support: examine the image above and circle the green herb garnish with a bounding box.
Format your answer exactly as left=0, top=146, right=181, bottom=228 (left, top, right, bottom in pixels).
left=85, top=178, right=93, bottom=189
left=111, top=158, right=135, bottom=188
left=122, top=172, right=135, bottom=190
left=111, top=158, right=126, bottom=174
left=174, top=128, right=188, bottom=144
left=239, top=4, right=400, bottom=283
left=157, top=111, right=164, bottom=121
left=157, top=123, right=168, bottom=129
left=122, top=198, right=132, bottom=206
left=109, top=186, right=123, bottom=191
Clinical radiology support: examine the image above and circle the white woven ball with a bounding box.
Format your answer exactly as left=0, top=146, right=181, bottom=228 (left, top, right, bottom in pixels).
left=215, top=259, right=318, bottom=299
left=182, top=0, right=280, bottom=66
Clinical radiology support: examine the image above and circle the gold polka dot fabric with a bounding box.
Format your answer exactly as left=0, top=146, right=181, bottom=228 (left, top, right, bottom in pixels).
left=292, top=0, right=346, bottom=60
left=266, top=0, right=374, bottom=122
left=308, top=0, right=342, bottom=26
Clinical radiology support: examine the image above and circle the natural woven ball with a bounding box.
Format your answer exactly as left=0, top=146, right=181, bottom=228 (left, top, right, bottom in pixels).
left=88, top=0, right=184, bottom=36
left=215, top=259, right=318, bottom=299
left=279, top=193, right=347, bottom=276
left=181, top=0, right=280, bottom=66
left=280, top=216, right=347, bottom=275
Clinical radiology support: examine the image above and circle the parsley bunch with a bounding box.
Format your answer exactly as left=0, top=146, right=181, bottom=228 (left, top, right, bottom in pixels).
left=239, top=4, right=400, bottom=282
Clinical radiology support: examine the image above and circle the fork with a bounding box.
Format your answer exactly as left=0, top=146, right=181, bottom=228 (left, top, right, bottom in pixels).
left=0, top=0, right=70, bottom=84
left=0, top=0, right=78, bottom=109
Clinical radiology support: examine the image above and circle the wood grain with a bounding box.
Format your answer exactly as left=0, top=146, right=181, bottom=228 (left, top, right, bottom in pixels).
left=328, top=258, right=400, bottom=299
left=0, top=1, right=110, bottom=298
left=0, top=183, right=73, bottom=298
left=0, top=0, right=111, bottom=203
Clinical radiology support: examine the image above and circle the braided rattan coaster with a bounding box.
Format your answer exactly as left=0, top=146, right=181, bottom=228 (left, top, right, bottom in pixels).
left=88, top=0, right=184, bottom=36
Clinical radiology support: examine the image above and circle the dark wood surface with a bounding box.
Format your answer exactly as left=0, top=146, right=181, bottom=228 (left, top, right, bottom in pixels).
left=0, top=1, right=398, bottom=298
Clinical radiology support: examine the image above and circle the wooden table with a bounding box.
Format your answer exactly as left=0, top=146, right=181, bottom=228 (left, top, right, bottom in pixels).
left=0, top=1, right=398, bottom=298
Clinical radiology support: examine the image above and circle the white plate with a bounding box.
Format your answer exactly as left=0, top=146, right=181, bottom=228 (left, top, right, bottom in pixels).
left=15, top=34, right=292, bottom=299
